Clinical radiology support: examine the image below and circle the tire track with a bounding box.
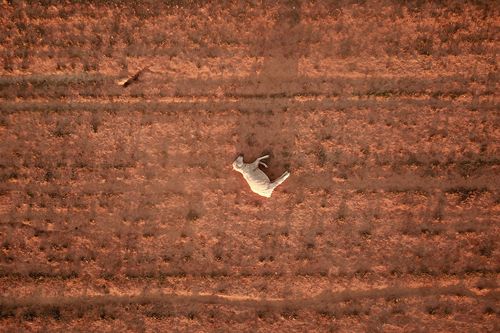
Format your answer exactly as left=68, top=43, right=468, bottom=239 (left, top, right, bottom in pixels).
left=0, top=284, right=493, bottom=310
left=1, top=98, right=496, bottom=113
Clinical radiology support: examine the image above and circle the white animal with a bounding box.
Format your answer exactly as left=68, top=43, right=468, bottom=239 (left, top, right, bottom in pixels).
left=232, top=154, right=290, bottom=198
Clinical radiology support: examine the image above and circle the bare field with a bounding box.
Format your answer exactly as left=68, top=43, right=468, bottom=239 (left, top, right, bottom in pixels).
left=0, top=1, right=499, bottom=332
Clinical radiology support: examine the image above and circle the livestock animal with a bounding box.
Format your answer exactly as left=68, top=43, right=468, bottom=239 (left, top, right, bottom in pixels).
left=232, top=155, right=290, bottom=198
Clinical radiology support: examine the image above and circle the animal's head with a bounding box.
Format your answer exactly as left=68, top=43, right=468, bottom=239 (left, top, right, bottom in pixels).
left=232, top=155, right=244, bottom=171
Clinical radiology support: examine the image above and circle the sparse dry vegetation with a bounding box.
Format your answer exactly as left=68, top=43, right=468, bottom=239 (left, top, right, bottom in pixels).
left=0, top=0, right=498, bottom=332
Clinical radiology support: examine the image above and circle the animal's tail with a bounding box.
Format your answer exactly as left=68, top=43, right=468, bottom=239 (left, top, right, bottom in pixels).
left=272, top=171, right=290, bottom=187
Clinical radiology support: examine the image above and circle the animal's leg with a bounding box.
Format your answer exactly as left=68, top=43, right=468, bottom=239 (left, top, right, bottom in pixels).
left=271, top=171, right=290, bottom=189
left=253, top=155, right=270, bottom=169
left=257, top=155, right=269, bottom=161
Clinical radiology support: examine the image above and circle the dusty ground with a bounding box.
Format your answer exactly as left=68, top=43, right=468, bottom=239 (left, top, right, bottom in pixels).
left=0, top=1, right=499, bottom=332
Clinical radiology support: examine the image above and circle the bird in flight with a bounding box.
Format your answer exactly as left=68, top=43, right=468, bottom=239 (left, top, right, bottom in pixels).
left=116, top=65, right=152, bottom=87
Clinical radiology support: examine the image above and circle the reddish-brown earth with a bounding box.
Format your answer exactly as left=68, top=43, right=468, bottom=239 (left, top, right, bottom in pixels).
left=0, top=1, right=498, bottom=332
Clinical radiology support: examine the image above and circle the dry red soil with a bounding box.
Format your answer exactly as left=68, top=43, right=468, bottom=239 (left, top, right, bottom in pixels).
left=0, top=1, right=498, bottom=332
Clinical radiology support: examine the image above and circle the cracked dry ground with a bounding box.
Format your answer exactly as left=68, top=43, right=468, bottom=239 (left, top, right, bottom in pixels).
left=0, top=1, right=498, bottom=332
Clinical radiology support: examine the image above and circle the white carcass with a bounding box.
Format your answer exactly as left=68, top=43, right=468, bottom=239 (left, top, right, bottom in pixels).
left=232, top=155, right=290, bottom=198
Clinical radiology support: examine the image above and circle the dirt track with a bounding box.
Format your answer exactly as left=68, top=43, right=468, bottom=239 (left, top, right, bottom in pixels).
left=0, top=1, right=499, bottom=332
